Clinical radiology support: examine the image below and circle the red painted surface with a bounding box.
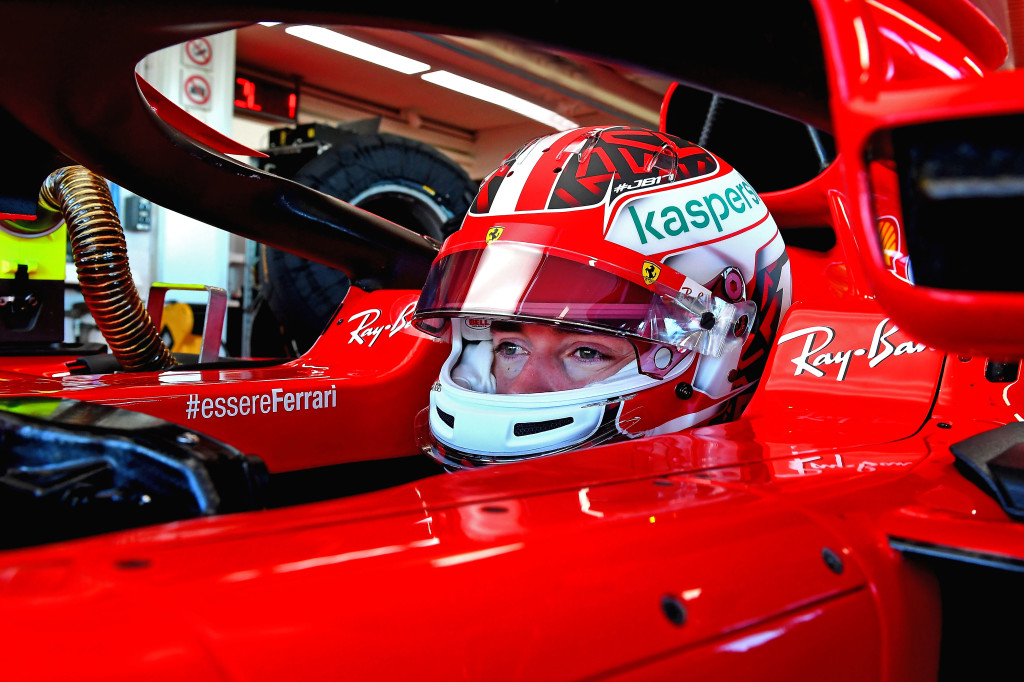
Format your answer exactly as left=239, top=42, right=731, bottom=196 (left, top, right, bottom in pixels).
left=815, top=0, right=1024, bottom=358
left=1, top=0, right=1022, bottom=679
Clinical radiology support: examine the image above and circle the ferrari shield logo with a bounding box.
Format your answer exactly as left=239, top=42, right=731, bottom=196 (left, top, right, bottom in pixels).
left=877, top=216, right=900, bottom=266
left=642, top=261, right=661, bottom=285
left=485, top=226, right=504, bottom=243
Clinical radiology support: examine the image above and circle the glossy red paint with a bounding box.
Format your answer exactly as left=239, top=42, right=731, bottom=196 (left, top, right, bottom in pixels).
left=1, top=0, right=1023, bottom=679
left=0, top=354, right=84, bottom=380
left=0, top=424, right=948, bottom=681
left=4, top=371, right=1001, bottom=680
left=748, top=301, right=943, bottom=449
left=3, top=260, right=1014, bottom=679
left=867, top=0, right=996, bottom=82
left=814, top=0, right=1024, bottom=358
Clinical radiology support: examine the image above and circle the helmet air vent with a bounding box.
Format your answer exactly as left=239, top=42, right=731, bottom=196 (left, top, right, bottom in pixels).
left=436, top=407, right=455, bottom=428
left=648, top=142, right=681, bottom=177
left=513, top=417, right=574, bottom=437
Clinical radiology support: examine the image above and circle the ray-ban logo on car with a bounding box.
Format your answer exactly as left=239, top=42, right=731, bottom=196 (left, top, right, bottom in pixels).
left=342, top=301, right=417, bottom=347
left=776, top=317, right=928, bottom=381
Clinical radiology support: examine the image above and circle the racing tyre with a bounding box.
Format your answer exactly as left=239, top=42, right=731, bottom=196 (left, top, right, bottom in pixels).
left=258, top=133, right=475, bottom=353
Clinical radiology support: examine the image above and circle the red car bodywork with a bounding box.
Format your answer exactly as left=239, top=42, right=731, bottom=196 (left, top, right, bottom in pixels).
left=1, top=0, right=1022, bottom=680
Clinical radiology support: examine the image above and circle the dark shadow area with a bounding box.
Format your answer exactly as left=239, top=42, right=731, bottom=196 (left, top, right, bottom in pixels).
left=266, top=455, right=446, bottom=508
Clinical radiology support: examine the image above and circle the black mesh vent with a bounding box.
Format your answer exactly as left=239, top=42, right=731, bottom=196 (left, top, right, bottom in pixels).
left=513, top=417, right=574, bottom=437
left=435, top=407, right=455, bottom=428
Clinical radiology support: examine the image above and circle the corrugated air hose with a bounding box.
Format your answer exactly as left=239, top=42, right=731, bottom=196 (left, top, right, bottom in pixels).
left=41, top=166, right=177, bottom=371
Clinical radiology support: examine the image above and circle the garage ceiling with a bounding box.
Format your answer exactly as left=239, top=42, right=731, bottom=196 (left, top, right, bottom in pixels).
left=234, top=23, right=671, bottom=151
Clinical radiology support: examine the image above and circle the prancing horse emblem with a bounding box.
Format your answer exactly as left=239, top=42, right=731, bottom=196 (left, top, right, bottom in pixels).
left=486, top=226, right=504, bottom=243
left=642, top=260, right=661, bottom=285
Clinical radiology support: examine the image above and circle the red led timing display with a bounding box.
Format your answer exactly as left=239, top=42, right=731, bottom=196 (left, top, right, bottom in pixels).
left=234, top=75, right=298, bottom=120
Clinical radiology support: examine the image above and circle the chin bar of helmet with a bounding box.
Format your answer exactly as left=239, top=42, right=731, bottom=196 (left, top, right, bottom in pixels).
left=415, top=403, right=628, bottom=471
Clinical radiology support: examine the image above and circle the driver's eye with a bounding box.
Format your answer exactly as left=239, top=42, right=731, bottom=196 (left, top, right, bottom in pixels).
left=495, top=341, right=523, bottom=357
left=573, top=347, right=603, bottom=361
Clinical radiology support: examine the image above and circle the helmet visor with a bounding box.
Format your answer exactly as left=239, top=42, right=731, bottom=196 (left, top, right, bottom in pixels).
left=415, top=242, right=753, bottom=378
left=416, top=243, right=659, bottom=333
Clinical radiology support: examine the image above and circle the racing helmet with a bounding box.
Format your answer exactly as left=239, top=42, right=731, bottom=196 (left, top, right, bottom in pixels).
left=413, top=125, right=791, bottom=469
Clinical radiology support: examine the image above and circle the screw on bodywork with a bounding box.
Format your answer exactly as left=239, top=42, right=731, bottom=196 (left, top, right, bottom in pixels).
left=675, top=382, right=693, bottom=400
left=822, top=548, right=844, bottom=574
left=115, top=558, right=151, bottom=570
left=661, top=595, right=687, bottom=626
left=938, top=423, right=952, bottom=430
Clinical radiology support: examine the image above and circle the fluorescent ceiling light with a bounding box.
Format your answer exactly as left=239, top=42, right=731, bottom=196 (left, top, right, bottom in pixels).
left=422, top=70, right=577, bottom=131
left=258, top=22, right=280, bottom=27
left=285, top=25, right=430, bottom=75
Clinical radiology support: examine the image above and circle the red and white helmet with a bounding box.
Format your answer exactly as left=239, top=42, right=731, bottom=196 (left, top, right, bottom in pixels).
left=413, top=126, right=791, bottom=469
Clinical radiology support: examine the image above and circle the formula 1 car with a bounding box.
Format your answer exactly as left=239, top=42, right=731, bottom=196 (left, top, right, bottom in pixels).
left=1, top=1, right=1023, bottom=679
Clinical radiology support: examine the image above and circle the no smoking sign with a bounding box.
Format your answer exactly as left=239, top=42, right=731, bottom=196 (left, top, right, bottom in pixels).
left=184, top=38, right=213, bottom=67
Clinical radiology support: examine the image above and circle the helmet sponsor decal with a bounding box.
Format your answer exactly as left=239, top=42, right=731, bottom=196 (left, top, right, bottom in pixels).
left=485, top=226, right=504, bottom=243
left=606, top=169, right=768, bottom=255
left=642, top=261, right=661, bottom=285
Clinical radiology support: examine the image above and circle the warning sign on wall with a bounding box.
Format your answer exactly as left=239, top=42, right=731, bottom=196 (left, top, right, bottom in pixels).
left=183, top=38, right=213, bottom=68
left=183, top=72, right=212, bottom=109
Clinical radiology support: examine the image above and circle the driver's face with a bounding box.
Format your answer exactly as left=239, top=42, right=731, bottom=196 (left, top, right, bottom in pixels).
left=491, top=323, right=635, bottom=394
